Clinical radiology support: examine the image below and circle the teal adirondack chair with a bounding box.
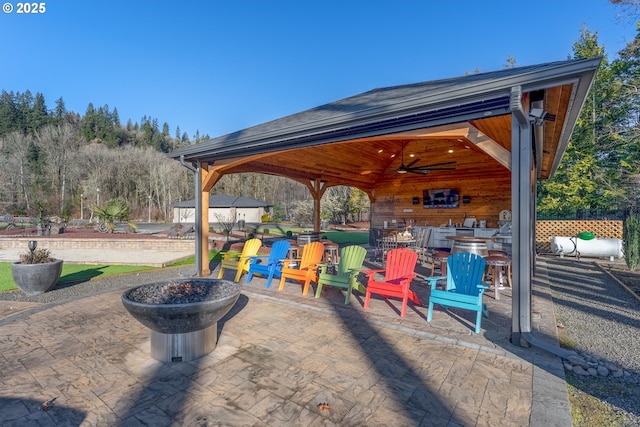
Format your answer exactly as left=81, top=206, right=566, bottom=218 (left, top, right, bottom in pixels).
left=245, top=239, right=291, bottom=288
left=315, top=245, right=367, bottom=304
left=424, top=252, right=488, bottom=333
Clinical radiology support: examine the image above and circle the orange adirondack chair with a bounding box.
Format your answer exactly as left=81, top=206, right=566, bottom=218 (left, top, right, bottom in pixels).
left=363, top=248, right=420, bottom=317
left=278, top=241, right=325, bottom=295
left=217, top=238, right=262, bottom=282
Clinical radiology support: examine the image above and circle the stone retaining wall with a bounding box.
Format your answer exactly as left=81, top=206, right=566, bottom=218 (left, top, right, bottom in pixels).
left=0, top=238, right=197, bottom=252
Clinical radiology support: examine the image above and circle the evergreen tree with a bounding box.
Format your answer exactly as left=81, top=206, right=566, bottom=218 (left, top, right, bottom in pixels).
left=0, top=90, right=18, bottom=136
left=112, top=107, right=121, bottom=128
left=537, top=26, right=635, bottom=216
left=54, top=97, right=66, bottom=124
left=81, top=103, right=97, bottom=141
left=29, top=92, right=49, bottom=131
left=613, top=23, right=640, bottom=210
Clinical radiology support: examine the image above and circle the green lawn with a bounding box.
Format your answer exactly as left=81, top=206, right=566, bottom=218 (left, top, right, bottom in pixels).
left=317, top=230, right=369, bottom=245
left=0, top=231, right=369, bottom=293
left=248, top=227, right=369, bottom=245
left=0, top=263, right=156, bottom=293
left=245, top=226, right=369, bottom=245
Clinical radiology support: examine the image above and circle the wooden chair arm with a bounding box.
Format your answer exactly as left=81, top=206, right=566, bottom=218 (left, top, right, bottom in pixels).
left=221, top=251, right=238, bottom=260
left=424, top=276, right=446, bottom=289
left=281, top=257, right=302, bottom=263
left=247, top=255, right=269, bottom=265
left=362, top=269, right=384, bottom=279
left=347, top=268, right=362, bottom=278
left=317, top=263, right=332, bottom=274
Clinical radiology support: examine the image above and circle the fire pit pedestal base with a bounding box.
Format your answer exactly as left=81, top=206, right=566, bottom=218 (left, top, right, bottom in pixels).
left=121, top=278, right=241, bottom=363
left=151, top=325, right=217, bottom=363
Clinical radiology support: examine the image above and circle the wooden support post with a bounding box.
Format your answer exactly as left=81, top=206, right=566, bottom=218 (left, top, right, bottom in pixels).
left=306, top=178, right=327, bottom=232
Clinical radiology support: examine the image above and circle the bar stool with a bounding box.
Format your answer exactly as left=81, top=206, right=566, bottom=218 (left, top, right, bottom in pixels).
left=431, top=251, right=450, bottom=277
left=286, top=240, right=299, bottom=263
left=487, top=251, right=511, bottom=287
left=323, top=241, right=340, bottom=263
left=484, top=255, right=512, bottom=300
left=488, top=250, right=507, bottom=257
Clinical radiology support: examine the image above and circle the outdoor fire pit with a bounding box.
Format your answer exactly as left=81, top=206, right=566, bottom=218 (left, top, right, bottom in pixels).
left=121, top=278, right=241, bottom=362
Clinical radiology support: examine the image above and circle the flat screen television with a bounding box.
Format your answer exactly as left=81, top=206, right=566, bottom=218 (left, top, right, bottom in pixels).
left=423, top=189, right=459, bottom=208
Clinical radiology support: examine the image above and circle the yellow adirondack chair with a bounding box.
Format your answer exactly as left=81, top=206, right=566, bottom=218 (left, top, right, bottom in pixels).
left=217, top=238, right=262, bottom=282
left=278, top=241, right=325, bottom=295
left=315, top=245, right=367, bottom=304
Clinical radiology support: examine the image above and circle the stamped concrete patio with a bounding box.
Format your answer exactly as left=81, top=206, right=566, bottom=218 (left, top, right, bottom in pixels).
left=0, top=257, right=570, bottom=426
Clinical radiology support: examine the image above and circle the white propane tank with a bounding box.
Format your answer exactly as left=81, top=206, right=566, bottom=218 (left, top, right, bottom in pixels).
left=550, top=236, right=624, bottom=260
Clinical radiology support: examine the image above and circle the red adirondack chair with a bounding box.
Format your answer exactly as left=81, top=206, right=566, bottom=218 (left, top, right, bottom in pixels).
left=363, top=248, right=420, bottom=317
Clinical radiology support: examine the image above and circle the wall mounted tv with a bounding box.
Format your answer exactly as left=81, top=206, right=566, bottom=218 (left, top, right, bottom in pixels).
left=423, top=189, right=459, bottom=209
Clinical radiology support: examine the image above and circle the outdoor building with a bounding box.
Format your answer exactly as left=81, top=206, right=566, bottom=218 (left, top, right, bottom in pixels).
left=168, top=57, right=601, bottom=348
left=169, top=194, right=271, bottom=225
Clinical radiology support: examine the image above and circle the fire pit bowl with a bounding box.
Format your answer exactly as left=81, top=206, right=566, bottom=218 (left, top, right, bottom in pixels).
left=122, top=278, right=241, bottom=362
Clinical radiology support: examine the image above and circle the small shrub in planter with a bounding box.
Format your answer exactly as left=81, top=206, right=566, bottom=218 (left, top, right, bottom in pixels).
left=12, top=247, right=63, bottom=295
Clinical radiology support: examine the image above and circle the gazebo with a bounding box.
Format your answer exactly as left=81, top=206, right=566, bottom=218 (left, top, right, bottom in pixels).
left=168, top=57, right=600, bottom=348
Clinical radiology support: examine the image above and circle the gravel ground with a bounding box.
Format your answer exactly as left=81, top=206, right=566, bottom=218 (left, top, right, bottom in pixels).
left=543, top=256, right=640, bottom=426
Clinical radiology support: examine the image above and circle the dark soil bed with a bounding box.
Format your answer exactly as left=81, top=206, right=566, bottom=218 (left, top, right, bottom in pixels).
left=0, top=226, right=168, bottom=239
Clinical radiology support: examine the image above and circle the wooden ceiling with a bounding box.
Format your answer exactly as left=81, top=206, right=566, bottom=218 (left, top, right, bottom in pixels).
left=197, top=83, right=576, bottom=194
left=205, top=115, right=514, bottom=190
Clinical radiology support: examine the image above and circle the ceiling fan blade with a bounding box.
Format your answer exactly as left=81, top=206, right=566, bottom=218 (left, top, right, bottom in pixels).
left=408, top=169, right=430, bottom=174
left=421, top=161, right=456, bottom=168
left=407, top=167, right=456, bottom=174
left=406, top=158, right=421, bottom=168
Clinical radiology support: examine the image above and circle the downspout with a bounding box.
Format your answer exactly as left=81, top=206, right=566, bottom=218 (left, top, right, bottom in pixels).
left=509, top=88, right=576, bottom=359
left=531, top=100, right=544, bottom=179
left=180, top=155, right=202, bottom=277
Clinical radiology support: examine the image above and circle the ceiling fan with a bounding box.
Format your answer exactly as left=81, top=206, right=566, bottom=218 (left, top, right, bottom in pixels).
left=396, top=142, right=456, bottom=174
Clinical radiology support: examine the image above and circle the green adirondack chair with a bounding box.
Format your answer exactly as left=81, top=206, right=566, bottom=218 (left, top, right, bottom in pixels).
left=315, top=245, right=367, bottom=304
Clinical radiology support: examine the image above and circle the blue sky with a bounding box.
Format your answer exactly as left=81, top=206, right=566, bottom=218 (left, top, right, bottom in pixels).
left=1, top=0, right=636, bottom=140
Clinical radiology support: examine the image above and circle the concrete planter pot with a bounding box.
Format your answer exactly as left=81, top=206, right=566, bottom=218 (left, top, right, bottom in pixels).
left=11, top=259, right=63, bottom=295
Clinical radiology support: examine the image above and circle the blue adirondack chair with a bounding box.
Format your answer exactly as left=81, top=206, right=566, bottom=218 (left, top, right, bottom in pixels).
left=424, top=252, right=488, bottom=333
left=245, top=239, right=291, bottom=288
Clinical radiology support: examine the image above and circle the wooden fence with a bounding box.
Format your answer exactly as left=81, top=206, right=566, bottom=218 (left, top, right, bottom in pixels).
left=536, top=220, right=623, bottom=253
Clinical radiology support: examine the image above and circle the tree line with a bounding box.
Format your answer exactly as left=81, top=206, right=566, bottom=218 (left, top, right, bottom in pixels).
left=0, top=91, right=367, bottom=224
left=536, top=15, right=640, bottom=217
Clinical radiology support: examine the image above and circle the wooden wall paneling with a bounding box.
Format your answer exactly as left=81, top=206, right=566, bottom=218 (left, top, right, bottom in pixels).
left=371, top=172, right=511, bottom=229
